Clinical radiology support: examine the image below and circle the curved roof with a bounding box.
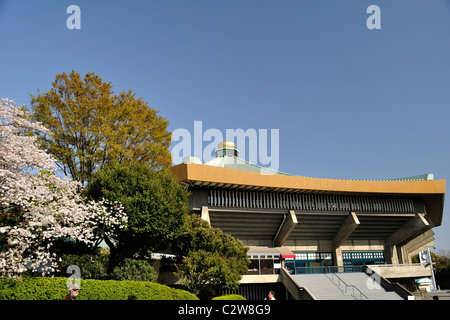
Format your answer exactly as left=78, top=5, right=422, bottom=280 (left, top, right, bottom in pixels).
left=170, top=162, right=445, bottom=226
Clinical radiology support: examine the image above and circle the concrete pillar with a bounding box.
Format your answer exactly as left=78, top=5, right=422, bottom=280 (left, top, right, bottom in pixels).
left=333, top=212, right=359, bottom=248
left=332, top=212, right=359, bottom=269
left=201, top=206, right=211, bottom=226
left=384, top=242, right=400, bottom=265
left=273, top=210, right=298, bottom=247
left=386, top=213, right=430, bottom=245
left=333, top=246, right=344, bottom=267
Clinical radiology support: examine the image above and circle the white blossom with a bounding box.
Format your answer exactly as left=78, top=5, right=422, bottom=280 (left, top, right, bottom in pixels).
left=0, top=98, right=126, bottom=277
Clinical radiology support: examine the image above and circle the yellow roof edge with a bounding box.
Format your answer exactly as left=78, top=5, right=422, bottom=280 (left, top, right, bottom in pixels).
left=170, top=163, right=446, bottom=195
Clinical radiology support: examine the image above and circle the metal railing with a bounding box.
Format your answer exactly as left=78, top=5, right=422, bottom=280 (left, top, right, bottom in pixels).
left=290, top=265, right=365, bottom=275
left=325, top=273, right=369, bottom=300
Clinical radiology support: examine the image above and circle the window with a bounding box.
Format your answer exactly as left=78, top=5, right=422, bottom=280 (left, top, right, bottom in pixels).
left=292, top=251, right=334, bottom=272
left=245, top=254, right=281, bottom=275
left=248, top=259, right=259, bottom=275
left=342, top=251, right=385, bottom=267
left=260, top=259, right=274, bottom=275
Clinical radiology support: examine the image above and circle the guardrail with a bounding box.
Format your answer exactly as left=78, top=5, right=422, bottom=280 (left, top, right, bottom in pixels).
left=280, top=268, right=315, bottom=300
left=366, top=263, right=431, bottom=279
left=325, top=273, right=369, bottom=300
left=289, top=265, right=365, bottom=275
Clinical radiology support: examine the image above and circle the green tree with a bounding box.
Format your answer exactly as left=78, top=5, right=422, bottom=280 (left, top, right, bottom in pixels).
left=435, top=250, right=450, bottom=289
left=86, top=161, right=189, bottom=271
left=110, top=258, right=158, bottom=282
left=58, top=254, right=108, bottom=279
left=30, top=70, right=172, bottom=185
left=175, top=215, right=249, bottom=298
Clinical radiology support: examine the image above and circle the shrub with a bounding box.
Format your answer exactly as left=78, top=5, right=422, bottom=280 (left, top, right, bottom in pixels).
left=0, top=277, right=198, bottom=300
left=212, top=294, right=246, bottom=300
left=58, top=254, right=108, bottom=279
left=110, top=258, right=157, bottom=282
left=0, top=277, right=67, bottom=300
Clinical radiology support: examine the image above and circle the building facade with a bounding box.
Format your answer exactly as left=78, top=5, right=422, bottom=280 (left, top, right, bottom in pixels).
left=170, top=142, right=445, bottom=299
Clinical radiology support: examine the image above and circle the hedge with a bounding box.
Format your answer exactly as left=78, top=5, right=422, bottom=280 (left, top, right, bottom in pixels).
left=212, top=294, right=247, bottom=300
left=0, top=277, right=198, bottom=300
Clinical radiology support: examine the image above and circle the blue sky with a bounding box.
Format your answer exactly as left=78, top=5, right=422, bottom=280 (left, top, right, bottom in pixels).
left=1, top=1, right=450, bottom=251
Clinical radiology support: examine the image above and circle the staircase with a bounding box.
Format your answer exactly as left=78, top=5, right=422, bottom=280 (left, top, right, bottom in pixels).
left=291, top=272, right=403, bottom=300
left=291, top=274, right=356, bottom=300
left=337, top=273, right=403, bottom=300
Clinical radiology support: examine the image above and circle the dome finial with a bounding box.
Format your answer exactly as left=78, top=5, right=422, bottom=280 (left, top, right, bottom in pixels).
left=215, top=141, right=239, bottom=157
left=217, top=141, right=236, bottom=149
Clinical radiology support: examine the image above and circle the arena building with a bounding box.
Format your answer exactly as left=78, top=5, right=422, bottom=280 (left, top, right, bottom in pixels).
left=170, top=142, right=446, bottom=300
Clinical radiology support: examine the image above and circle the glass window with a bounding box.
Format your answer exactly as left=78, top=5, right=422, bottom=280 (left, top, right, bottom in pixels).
left=320, top=252, right=332, bottom=260
left=295, top=262, right=307, bottom=274
left=248, top=259, right=259, bottom=275
left=296, top=253, right=307, bottom=260
left=308, top=252, right=319, bottom=260
left=284, top=261, right=295, bottom=274
left=260, top=259, right=274, bottom=274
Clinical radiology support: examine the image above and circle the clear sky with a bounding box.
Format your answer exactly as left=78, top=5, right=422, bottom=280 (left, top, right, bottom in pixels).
left=1, top=1, right=450, bottom=251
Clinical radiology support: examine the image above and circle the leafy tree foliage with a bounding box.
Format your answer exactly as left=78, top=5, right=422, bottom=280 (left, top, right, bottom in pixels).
left=0, top=98, right=121, bottom=277
left=434, top=250, right=450, bottom=289
left=110, top=258, right=157, bottom=282
left=86, top=161, right=189, bottom=270
left=58, top=254, right=108, bottom=279
left=30, top=70, right=172, bottom=185
left=175, top=215, right=249, bottom=298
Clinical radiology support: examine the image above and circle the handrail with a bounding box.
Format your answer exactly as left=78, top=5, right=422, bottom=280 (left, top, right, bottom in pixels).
left=364, top=266, right=412, bottom=300
left=280, top=268, right=316, bottom=300
left=367, top=263, right=426, bottom=268
left=326, top=273, right=369, bottom=300
left=293, top=265, right=365, bottom=274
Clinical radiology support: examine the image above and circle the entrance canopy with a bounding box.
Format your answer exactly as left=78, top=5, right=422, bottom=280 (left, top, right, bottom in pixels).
left=247, top=246, right=296, bottom=259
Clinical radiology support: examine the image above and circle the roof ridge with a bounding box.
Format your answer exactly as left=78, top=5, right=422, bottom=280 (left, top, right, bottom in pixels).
left=204, top=156, right=434, bottom=181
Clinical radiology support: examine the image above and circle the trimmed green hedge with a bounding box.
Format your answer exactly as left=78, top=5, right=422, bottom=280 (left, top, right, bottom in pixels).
left=0, top=277, right=198, bottom=300
left=212, top=294, right=246, bottom=300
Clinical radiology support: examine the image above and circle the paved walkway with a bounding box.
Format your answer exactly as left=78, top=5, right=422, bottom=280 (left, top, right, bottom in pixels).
left=414, top=290, right=450, bottom=300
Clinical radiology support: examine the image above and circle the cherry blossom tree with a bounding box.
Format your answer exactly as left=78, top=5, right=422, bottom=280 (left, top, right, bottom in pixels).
left=0, top=98, right=126, bottom=277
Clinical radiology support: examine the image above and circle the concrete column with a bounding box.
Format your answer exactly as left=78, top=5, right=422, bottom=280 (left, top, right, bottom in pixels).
left=333, top=212, right=360, bottom=248
left=201, top=206, right=211, bottom=226
left=273, top=210, right=298, bottom=247
left=332, top=212, right=360, bottom=268
left=386, top=213, right=430, bottom=245
left=384, top=242, right=400, bottom=265
left=333, top=246, right=344, bottom=267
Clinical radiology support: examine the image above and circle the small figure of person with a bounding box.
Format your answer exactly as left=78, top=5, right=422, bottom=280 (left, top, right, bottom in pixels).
left=265, top=290, right=276, bottom=300
left=63, top=283, right=79, bottom=300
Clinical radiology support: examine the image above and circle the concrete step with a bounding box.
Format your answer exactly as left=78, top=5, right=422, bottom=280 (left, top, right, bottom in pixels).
left=291, top=273, right=404, bottom=300
left=332, top=273, right=403, bottom=300
left=292, top=274, right=356, bottom=300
